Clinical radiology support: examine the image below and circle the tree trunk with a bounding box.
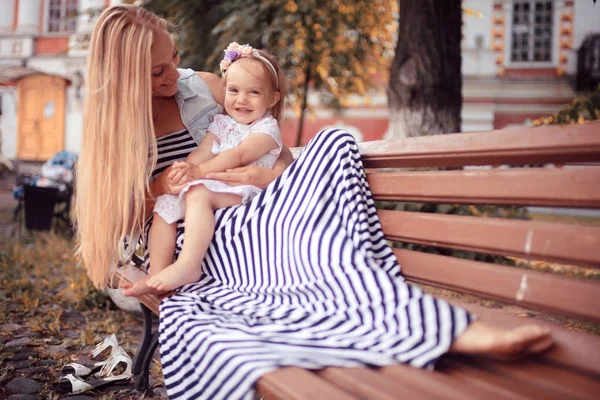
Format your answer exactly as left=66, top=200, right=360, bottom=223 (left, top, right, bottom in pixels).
left=388, top=0, right=462, bottom=138
left=296, top=62, right=312, bottom=147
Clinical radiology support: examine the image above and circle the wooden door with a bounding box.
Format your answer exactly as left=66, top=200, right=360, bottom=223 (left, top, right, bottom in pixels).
left=17, top=74, right=66, bottom=161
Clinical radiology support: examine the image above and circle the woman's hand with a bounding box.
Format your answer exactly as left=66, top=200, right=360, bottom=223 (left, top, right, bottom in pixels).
left=206, top=165, right=278, bottom=189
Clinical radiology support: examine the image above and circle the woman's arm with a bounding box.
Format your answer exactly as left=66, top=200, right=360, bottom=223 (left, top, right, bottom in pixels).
left=205, top=145, right=294, bottom=190
left=196, top=72, right=224, bottom=105
left=143, top=165, right=190, bottom=219
left=144, top=180, right=162, bottom=220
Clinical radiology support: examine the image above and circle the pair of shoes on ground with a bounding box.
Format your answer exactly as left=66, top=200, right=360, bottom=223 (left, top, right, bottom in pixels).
left=54, top=334, right=133, bottom=394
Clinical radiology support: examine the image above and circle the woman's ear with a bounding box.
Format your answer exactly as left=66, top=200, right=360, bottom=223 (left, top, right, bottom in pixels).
left=269, top=91, right=281, bottom=108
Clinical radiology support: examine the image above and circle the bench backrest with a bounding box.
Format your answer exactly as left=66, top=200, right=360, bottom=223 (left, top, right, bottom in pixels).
left=356, top=122, right=600, bottom=377
left=353, top=121, right=600, bottom=321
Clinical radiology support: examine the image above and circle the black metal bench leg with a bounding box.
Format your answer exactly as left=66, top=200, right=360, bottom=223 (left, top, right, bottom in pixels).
left=133, top=303, right=160, bottom=392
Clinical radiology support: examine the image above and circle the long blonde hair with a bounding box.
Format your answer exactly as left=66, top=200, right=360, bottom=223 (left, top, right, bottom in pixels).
left=73, top=5, right=168, bottom=288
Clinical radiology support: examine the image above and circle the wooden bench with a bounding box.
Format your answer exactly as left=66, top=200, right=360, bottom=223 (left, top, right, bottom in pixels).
left=114, top=121, right=600, bottom=399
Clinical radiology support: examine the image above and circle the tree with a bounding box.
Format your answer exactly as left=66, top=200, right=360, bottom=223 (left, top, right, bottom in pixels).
left=145, top=0, right=397, bottom=146
left=533, top=88, right=600, bottom=126
left=144, top=0, right=226, bottom=71
left=387, top=0, right=463, bottom=138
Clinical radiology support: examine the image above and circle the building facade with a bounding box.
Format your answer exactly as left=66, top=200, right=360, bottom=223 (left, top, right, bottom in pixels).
left=280, top=0, right=600, bottom=145
left=0, top=0, right=123, bottom=162
left=0, top=0, right=599, bottom=161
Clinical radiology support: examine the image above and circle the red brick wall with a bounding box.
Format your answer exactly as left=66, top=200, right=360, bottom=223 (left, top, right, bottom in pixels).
left=35, top=37, right=69, bottom=55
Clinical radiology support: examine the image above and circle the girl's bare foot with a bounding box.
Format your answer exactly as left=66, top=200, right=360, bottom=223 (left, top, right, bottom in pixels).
left=450, top=321, right=553, bottom=360
left=145, top=260, right=201, bottom=292
left=122, top=278, right=165, bottom=297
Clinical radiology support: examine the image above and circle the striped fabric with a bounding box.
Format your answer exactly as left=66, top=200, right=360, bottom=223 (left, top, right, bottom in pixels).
left=153, top=129, right=198, bottom=179
left=150, top=129, right=474, bottom=400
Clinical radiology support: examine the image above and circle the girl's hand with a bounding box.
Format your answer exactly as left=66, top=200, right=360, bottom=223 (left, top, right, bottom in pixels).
left=153, top=165, right=189, bottom=195
left=173, top=161, right=204, bottom=180
left=168, top=162, right=194, bottom=185
left=206, top=165, right=278, bottom=189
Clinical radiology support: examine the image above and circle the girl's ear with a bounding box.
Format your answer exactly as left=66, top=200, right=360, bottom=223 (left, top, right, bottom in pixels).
left=268, top=91, right=281, bottom=108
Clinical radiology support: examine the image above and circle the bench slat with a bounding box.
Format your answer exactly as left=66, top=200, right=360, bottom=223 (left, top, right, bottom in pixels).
left=465, top=358, right=600, bottom=400
left=439, top=358, right=565, bottom=400
left=368, top=167, right=600, bottom=207
left=379, top=210, right=600, bottom=268
left=395, top=249, right=600, bottom=322
left=448, top=300, right=600, bottom=378
left=318, top=367, right=439, bottom=400
left=358, top=121, right=600, bottom=168
left=378, top=364, right=509, bottom=399
left=256, top=367, right=357, bottom=400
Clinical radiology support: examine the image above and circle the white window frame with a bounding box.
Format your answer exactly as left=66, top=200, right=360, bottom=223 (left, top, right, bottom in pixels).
left=45, top=0, right=78, bottom=34
left=503, top=0, right=560, bottom=68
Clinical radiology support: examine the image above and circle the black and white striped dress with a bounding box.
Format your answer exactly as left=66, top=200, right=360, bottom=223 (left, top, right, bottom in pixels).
left=149, top=128, right=474, bottom=400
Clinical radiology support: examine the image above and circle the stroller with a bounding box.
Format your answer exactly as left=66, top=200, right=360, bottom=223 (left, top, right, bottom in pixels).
left=13, top=151, right=77, bottom=233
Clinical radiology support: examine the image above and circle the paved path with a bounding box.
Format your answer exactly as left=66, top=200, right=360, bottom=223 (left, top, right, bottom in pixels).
left=0, top=172, right=17, bottom=210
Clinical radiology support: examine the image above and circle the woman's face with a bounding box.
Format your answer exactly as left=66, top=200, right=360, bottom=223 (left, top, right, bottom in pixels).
left=151, top=30, right=180, bottom=98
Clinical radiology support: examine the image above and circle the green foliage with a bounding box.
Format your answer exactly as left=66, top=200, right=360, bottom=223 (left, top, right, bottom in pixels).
left=144, top=0, right=397, bottom=112
left=533, top=88, right=600, bottom=126
left=144, top=0, right=227, bottom=71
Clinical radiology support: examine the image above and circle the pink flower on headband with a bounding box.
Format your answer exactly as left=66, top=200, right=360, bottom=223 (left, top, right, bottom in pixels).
left=219, top=42, right=278, bottom=89
left=226, top=42, right=240, bottom=51
left=220, top=42, right=261, bottom=74
left=240, top=45, right=253, bottom=56
left=219, top=59, right=232, bottom=72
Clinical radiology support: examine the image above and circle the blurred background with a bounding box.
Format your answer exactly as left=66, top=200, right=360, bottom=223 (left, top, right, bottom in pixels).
left=0, top=0, right=598, bottom=174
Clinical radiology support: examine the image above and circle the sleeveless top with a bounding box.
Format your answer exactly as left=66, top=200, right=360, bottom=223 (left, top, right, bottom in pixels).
left=153, top=129, right=196, bottom=179
left=151, top=69, right=222, bottom=180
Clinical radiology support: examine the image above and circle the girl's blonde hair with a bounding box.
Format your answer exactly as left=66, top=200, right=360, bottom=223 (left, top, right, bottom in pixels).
left=223, top=49, right=287, bottom=122
left=73, top=5, right=168, bottom=288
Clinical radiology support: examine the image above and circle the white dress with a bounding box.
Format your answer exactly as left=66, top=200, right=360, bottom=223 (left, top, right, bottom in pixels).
left=154, top=114, right=282, bottom=224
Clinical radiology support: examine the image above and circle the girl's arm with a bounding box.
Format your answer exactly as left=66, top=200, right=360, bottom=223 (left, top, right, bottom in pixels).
left=166, top=132, right=218, bottom=184
left=205, top=145, right=293, bottom=189
left=181, top=133, right=279, bottom=180
left=186, top=132, right=218, bottom=165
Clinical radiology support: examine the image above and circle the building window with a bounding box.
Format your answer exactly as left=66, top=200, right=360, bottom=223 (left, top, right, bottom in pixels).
left=510, top=0, right=553, bottom=62
left=48, top=0, right=78, bottom=33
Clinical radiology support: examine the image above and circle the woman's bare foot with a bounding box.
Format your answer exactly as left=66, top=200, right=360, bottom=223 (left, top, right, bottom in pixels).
left=122, top=278, right=166, bottom=297
left=450, top=321, right=554, bottom=361
left=145, top=260, right=201, bottom=292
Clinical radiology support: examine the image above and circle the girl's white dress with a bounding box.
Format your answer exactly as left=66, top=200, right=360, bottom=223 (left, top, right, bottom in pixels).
left=154, top=114, right=282, bottom=224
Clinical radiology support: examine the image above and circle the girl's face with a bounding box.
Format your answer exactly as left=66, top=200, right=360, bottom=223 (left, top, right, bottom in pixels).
left=223, top=61, right=280, bottom=125
left=150, top=30, right=180, bottom=98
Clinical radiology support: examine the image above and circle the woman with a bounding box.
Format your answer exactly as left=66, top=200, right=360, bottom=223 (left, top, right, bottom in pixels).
left=74, top=5, right=553, bottom=400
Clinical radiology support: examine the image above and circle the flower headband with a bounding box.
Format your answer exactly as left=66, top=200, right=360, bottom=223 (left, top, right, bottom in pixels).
left=219, top=42, right=279, bottom=89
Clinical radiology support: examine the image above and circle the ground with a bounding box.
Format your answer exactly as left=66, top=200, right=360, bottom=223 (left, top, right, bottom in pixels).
left=0, top=174, right=166, bottom=399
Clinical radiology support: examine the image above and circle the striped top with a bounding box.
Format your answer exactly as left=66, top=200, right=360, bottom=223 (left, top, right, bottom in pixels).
left=153, top=129, right=197, bottom=179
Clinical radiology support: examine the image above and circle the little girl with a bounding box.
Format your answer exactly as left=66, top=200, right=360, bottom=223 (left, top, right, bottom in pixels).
left=125, top=43, right=286, bottom=296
